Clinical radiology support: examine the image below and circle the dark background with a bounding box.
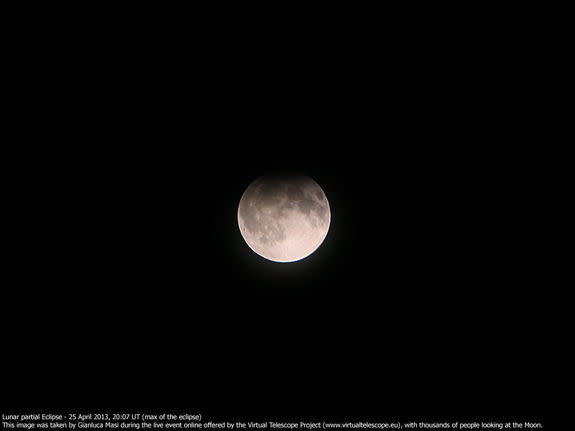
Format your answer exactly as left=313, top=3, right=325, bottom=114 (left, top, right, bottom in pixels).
left=3, top=4, right=551, bottom=425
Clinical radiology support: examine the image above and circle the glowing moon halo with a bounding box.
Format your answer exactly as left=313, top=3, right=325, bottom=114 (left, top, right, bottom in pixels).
left=237, top=174, right=330, bottom=263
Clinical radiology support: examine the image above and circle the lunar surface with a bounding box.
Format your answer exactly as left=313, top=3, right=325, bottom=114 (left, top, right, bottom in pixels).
left=238, top=174, right=330, bottom=262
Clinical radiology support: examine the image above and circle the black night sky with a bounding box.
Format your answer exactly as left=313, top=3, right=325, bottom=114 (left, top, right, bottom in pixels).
left=2, top=5, right=550, bottom=425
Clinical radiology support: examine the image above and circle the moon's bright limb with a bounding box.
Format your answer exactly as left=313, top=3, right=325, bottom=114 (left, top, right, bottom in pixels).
left=237, top=174, right=331, bottom=263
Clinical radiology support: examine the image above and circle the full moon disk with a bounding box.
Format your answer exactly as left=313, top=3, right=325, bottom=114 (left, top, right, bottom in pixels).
left=238, top=174, right=331, bottom=263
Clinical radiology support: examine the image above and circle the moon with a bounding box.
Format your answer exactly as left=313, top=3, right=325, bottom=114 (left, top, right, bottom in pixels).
left=237, top=174, right=331, bottom=263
